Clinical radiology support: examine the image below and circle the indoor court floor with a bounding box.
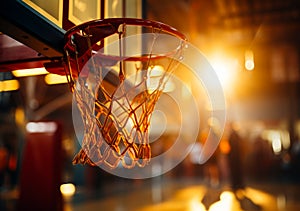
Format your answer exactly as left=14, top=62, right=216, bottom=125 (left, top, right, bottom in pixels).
left=66, top=178, right=300, bottom=211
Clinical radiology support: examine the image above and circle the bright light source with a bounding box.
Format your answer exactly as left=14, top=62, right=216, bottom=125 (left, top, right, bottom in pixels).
left=210, top=191, right=237, bottom=211
left=245, top=60, right=255, bottom=71
left=147, top=65, right=174, bottom=93
left=26, top=122, right=57, bottom=133
left=12, top=67, right=49, bottom=77
left=281, top=130, right=290, bottom=149
left=220, top=191, right=234, bottom=201
left=0, top=79, right=20, bottom=92
left=245, top=50, right=255, bottom=71
left=60, top=183, right=76, bottom=198
left=272, top=138, right=282, bottom=154
left=44, top=74, right=68, bottom=85
left=15, top=107, right=25, bottom=125
left=210, top=55, right=239, bottom=92
left=263, top=130, right=283, bottom=154
left=189, top=197, right=206, bottom=211
left=148, top=65, right=164, bottom=77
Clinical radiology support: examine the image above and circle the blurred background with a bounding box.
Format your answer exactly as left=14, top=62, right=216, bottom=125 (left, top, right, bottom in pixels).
left=0, top=0, right=300, bottom=210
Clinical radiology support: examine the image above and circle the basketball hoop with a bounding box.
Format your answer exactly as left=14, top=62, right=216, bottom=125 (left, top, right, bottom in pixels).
left=64, top=18, right=187, bottom=168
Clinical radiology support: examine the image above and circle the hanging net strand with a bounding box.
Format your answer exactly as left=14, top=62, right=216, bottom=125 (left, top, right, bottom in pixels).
left=64, top=18, right=186, bottom=168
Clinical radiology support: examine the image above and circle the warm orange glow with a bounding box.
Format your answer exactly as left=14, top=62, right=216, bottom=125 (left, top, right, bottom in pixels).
left=0, top=79, right=20, bottom=92
left=209, top=191, right=241, bottom=211
left=147, top=65, right=175, bottom=93
left=245, top=50, right=255, bottom=71
left=138, top=185, right=207, bottom=211
left=44, top=73, right=68, bottom=85
left=12, top=68, right=68, bottom=84
left=60, top=183, right=76, bottom=198
left=209, top=54, right=239, bottom=92
left=219, top=140, right=230, bottom=154
left=262, top=130, right=290, bottom=154
left=12, top=67, right=49, bottom=77
left=148, top=65, right=165, bottom=76
left=135, top=184, right=280, bottom=211
left=244, top=187, right=278, bottom=210
left=245, top=60, right=255, bottom=71
left=15, top=107, right=25, bottom=125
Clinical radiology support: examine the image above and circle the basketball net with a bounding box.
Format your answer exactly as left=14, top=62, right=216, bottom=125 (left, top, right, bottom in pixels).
left=64, top=18, right=186, bottom=168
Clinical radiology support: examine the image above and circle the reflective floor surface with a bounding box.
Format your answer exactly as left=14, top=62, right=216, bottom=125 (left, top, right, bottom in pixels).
left=65, top=178, right=300, bottom=211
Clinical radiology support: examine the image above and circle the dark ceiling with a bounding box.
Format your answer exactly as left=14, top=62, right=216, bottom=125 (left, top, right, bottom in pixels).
left=0, top=0, right=299, bottom=123
left=1, top=0, right=300, bottom=70
left=147, top=0, right=300, bottom=47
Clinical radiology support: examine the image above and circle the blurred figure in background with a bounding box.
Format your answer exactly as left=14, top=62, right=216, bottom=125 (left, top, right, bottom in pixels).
left=228, top=122, right=245, bottom=193
left=291, top=135, right=300, bottom=180
left=228, top=122, right=261, bottom=210
left=201, top=126, right=220, bottom=188
left=200, top=124, right=222, bottom=209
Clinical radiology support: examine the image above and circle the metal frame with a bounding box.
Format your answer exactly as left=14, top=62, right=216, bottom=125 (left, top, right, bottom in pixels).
left=0, top=0, right=65, bottom=58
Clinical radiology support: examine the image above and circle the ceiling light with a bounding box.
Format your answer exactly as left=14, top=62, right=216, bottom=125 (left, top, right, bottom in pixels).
left=245, top=50, right=255, bottom=71
left=44, top=74, right=68, bottom=85
left=0, top=79, right=20, bottom=92
left=12, top=67, right=49, bottom=77
left=26, top=122, right=58, bottom=133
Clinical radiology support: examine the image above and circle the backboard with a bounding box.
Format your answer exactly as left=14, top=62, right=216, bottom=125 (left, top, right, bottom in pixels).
left=0, top=0, right=143, bottom=75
